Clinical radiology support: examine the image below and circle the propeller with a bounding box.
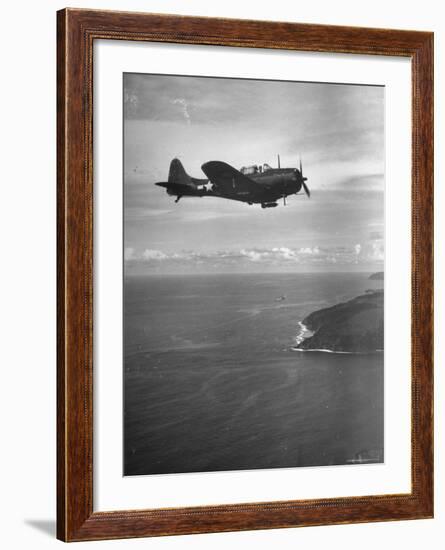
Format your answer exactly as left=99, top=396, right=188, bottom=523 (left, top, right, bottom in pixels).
left=299, top=157, right=310, bottom=198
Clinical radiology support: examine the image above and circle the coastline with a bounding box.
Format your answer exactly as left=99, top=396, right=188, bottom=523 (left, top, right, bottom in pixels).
left=293, top=321, right=359, bottom=354
left=294, top=321, right=314, bottom=345
left=292, top=289, right=384, bottom=354
left=291, top=345, right=383, bottom=355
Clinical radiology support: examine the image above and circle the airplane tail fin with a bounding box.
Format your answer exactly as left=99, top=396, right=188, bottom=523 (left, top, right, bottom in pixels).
left=168, top=158, right=191, bottom=186
left=168, top=158, right=207, bottom=187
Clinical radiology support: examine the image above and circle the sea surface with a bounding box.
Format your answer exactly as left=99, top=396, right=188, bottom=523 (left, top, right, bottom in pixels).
left=124, top=272, right=384, bottom=476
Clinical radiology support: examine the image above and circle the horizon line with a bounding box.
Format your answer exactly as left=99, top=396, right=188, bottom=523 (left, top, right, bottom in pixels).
left=124, top=269, right=383, bottom=277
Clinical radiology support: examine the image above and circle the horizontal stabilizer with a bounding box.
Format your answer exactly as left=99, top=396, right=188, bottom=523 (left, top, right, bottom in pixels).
left=156, top=180, right=207, bottom=197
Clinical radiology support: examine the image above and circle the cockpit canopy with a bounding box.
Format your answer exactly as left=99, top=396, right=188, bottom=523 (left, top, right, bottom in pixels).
left=240, top=165, right=258, bottom=175
left=240, top=163, right=273, bottom=175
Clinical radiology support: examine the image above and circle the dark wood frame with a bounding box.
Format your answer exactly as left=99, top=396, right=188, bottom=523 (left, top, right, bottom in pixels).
left=57, top=8, right=434, bottom=542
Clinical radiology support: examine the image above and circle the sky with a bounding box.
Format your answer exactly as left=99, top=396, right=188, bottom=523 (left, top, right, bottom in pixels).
left=124, top=73, right=384, bottom=274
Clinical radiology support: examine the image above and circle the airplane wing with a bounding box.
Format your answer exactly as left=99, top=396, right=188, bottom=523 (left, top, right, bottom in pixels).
left=201, top=161, right=262, bottom=195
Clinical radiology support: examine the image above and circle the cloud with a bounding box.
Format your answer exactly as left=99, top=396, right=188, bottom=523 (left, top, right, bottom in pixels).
left=356, top=236, right=384, bottom=263
left=124, top=90, right=138, bottom=117
left=126, top=207, right=173, bottom=221
left=315, top=173, right=384, bottom=193
left=240, top=247, right=301, bottom=262
left=124, top=247, right=137, bottom=261
left=297, top=246, right=320, bottom=255
left=171, top=98, right=191, bottom=125
left=272, top=247, right=298, bottom=260
left=125, top=243, right=384, bottom=270
left=142, top=249, right=168, bottom=260
left=369, top=231, right=383, bottom=240
left=178, top=209, right=248, bottom=223
left=364, top=240, right=384, bottom=262
left=240, top=249, right=263, bottom=262
left=340, top=174, right=384, bottom=189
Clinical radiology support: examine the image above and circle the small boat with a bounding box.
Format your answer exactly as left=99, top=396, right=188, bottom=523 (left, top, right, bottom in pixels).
left=275, top=295, right=286, bottom=302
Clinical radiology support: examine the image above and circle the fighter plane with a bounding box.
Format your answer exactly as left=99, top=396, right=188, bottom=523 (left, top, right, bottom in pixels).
left=155, top=155, right=310, bottom=208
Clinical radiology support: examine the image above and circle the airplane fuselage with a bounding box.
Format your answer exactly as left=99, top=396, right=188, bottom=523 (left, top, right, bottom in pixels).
left=207, top=168, right=304, bottom=207
left=228, top=168, right=302, bottom=200
left=155, top=158, right=309, bottom=208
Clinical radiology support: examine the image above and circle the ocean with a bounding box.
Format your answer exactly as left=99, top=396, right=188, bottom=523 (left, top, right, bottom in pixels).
left=124, top=272, right=384, bottom=476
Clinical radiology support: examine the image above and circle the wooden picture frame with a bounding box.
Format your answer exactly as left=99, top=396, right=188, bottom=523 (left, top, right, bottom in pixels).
left=57, top=8, right=434, bottom=542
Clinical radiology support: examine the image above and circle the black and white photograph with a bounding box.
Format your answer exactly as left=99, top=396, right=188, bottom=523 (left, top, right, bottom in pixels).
left=1, top=0, right=439, bottom=546
left=123, top=72, right=385, bottom=476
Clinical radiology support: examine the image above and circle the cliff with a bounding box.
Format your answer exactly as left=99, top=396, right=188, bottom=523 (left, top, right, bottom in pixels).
left=295, top=290, right=383, bottom=353
left=368, top=271, right=384, bottom=280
